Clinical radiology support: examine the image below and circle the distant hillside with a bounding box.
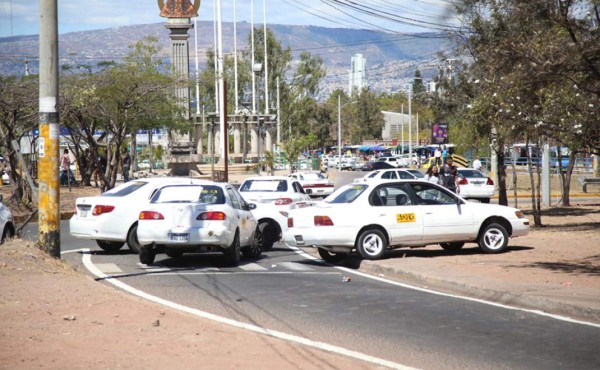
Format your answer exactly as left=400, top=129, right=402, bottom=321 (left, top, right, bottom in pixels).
left=0, top=22, right=449, bottom=94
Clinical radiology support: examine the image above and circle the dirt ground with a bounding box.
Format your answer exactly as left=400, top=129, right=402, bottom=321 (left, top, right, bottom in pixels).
left=0, top=175, right=599, bottom=369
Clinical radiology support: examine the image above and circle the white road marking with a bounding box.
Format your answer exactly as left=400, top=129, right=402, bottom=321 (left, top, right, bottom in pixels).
left=238, top=263, right=268, bottom=271
left=80, top=249, right=414, bottom=370
left=286, top=245, right=600, bottom=328
left=278, top=261, right=314, bottom=271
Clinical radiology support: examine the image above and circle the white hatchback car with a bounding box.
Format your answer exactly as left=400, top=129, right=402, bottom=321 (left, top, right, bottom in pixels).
left=288, top=172, right=335, bottom=198
left=69, top=177, right=207, bottom=253
left=238, top=176, right=311, bottom=250
left=376, top=156, right=408, bottom=168
left=354, top=168, right=424, bottom=183
left=136, top=182, right=262, bottom=266
left=456, top=168, right=495, bottom=203
left=283, top=179, right=529, bottom=263
left=0, top=195, right=15, bottom=244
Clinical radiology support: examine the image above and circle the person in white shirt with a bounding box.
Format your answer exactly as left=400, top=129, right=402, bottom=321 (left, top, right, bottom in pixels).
left=424, top=165, right=439, bottom=184
left=434, top=146, right=442, bottom=167
left=473, top=156, right=482, bottom=172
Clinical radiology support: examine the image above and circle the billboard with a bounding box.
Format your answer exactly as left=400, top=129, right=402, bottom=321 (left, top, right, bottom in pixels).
left=431, top=122, right=448, bottom=145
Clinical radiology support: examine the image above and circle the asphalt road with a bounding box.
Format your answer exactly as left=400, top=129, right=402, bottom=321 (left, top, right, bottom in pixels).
left=20, top=220, right=600, bottom=369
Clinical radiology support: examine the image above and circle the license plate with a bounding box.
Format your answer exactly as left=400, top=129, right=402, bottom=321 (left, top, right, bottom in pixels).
left=169, top=233, right=189, bottom=242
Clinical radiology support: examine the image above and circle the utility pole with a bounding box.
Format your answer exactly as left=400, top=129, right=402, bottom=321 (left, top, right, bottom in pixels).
left=38, top=0, right=60, bottom=258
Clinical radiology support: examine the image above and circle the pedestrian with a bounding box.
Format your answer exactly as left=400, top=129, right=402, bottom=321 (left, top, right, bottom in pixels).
left=424, top=165, right=439, bottom=184
left=438, top=157, right=459, bottom=193
left=60, top=149, right=71, bottom=186
left=434, top=146, right=442, bottom=167
left=473, top=156, right=482, bottom=172
left=121, top=148, right=131, bottom=183
left=442, top=145, right=449, bottom=164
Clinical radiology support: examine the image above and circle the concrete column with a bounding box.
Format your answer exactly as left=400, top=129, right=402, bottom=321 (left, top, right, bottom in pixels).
left=233, top=122, right=241, bottom=155
left=265, top=126, right=273, bottom=154
left=250, top=123, right=258, bottom=156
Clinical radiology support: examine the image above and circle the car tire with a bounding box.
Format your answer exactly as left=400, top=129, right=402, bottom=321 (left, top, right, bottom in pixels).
left=165, top=250, right=183, bottom=258
left=223, top=231, right=241, bottom=266
left=259, top=222, right=276, bottom=251
left=318, top=248, right=347, bottom=264
left=357, top=229, right=387, bottom=260
left=126, top=224, right=141, bottom=254
left=139, top=245, right=156, bottom=265
left=440, top=242, right=465, bottom=251
left=478, top=223, right=509, bottom=254
left=242, top=227, right=263, bottom=259
left=96, top=240, right=124, bottom=252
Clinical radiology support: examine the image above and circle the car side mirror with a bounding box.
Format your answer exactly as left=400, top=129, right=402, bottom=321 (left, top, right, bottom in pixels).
left=246, top=203, right=257, bottom=211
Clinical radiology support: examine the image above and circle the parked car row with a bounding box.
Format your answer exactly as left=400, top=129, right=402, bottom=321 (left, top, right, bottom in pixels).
left=67, top=166, right=526, bottom=266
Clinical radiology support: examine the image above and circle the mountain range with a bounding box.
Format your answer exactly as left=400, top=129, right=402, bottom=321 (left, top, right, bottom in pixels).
left=0, top=21, right=450, bottom=95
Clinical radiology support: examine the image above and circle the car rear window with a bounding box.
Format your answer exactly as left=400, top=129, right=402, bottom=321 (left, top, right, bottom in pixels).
left=102, top=181, right=149, bottom=197
left=240, top=180, right=288, bottom=192
left=152, top=185, right=204, bottom=203
left=459, top=170, right=485, bottom=178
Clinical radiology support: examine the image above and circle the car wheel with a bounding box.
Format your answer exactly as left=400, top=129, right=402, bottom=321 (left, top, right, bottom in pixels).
left=139, top=245, right=156, bottom=265
left=478, top=223, right=508, bottom=253
left=440, top=242, right=465, bottom=251
left=223, top=231, right=241, bottom=266
left=126, top=224, right=141, bottom=254
left=480, top=198, right=491, bottom=204
left=96, top=240, right=124, bottom=252
left=357, top=229, right=387, bottom=260
left=318, top=248, right=347, bottom=264
left=242, top=227, right=263, bottom=259
left=259, top=222, right=275, bottom=251
left=165, top=250, right=183, bottom=258
left=1, top=224, right=15, bottom=244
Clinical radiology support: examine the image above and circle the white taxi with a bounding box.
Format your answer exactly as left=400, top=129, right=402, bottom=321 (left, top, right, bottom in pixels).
left=239, top=176, right=311, bottom=250
left=456, top=168, right=495, bottom=203
left=283, top=179, right=529, bottom=263
left=136, top=182, right=262, bottom=266
left=288, top=172, right=335, bottom=198
left=69, top=177, right=207, bottom=253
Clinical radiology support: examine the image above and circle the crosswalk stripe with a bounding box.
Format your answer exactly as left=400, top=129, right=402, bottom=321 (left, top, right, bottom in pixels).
left=278, top=262, right=314, bottom=271
left=239, top=263, right=268, bottom=271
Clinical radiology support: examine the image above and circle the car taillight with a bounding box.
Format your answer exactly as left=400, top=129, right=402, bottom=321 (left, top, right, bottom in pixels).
left=92, top=205, right=115, bottom=215
left=197, top=211, right=226, bottom=221
left=486, top=178, right=494, bottom=185
left=458, top=178, right=468, bottom=185
left=275, top=198, right=293, bottom=205
left=287, top=217, right=294, bottom=228
left=139, top=211, right=164, bottom=220
left=314, top=215, right=333, bottom=226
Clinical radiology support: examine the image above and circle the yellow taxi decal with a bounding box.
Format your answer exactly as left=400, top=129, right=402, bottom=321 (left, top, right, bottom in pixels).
left=396, top=213, right=416, bottom=223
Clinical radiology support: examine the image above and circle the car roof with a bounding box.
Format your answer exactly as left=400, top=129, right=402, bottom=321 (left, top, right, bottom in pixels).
left=242, top=176, right=290, bottom=181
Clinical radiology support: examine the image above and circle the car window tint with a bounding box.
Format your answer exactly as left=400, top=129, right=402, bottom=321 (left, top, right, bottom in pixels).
left=410, top=183, right=456, bottom=205
left=200, top=185, right=225, bottom=204
left=325, top=184, right=367, bottom=204
left=371, top=183, right=413, bottom=206
left=240, top=180, right=287, bottom=192
left=381, top=171, right=397, bottom=179
left=293, top=181, right=306, bottom=194
left=459, top=170, right=484, bottom=178
left=398, top=171, right=413, bottom=179
left=226, top=188, right=241, bottom=209
left=102, top=181, right=149, bottom=197
left=367, top=171, right=379, bottom=179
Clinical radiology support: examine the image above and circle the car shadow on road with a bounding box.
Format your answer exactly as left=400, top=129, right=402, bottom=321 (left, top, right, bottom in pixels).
left=338, top=245, right=534, bottom=270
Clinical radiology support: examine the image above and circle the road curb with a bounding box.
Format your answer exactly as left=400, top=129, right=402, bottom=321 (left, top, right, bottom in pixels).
left=359, top=260, right=600, bottom=325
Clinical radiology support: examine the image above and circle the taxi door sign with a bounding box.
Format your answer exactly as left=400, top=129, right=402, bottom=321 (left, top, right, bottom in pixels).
left=396, top=213, right=416, bottom=223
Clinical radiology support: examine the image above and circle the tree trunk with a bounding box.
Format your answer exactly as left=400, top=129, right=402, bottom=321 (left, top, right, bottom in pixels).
left=497, top=151, right=508, bottom=206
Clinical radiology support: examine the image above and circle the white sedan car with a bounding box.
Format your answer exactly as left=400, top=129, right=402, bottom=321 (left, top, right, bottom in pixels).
left=70, top=177, right=207, bottom=253
left=239, top=176, right=311, bottom=250
left=1, top=195, right=15, bottom=244
left=136, top=182, right=262, bottom=266
left=354, top=168, right=424, bottom=183
left=456, top=168, right=495, bottom=203
left=288, top=172, right=335, bottom=198
left=283, top=179, right=529, bottom=263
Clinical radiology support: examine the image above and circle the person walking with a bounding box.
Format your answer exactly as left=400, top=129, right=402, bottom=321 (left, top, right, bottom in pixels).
left=473, top=156, right=482, bottom=172
left=441, top=145, right=449, bottom=164
left=434, top=146, right=442, bottom=167
left=438, top=157, right=459, bottom=193
left=424, top=165, right=439, bottom=184
left=121, top=148, right=131, bottom=183
left=60, top=149, right=71, bottom=186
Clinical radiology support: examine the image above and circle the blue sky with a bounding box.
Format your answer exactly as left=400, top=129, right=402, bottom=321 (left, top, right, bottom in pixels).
left=0, top=0, right=457, bottom=38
